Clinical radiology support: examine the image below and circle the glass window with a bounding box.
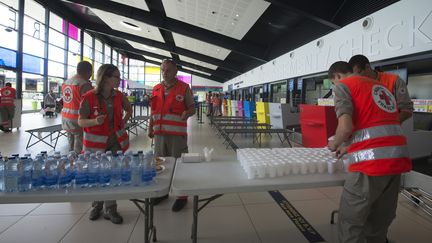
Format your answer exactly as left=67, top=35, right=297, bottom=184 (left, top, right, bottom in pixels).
left=22, top=72, right=43, bottom=111
left=68, top=51, right=80, bottom=67
left=104, top=44, right=111, bottom=63
left=0, top=69, right=17, bottom=89
left=94, top=61, right=102, bottom=75
left=0, top=2, right=18, bottom=30
left=24, top=0, right=45, bottom=23
left=48, top=77, right=63, bottom=94
left=23, top=54, right=44, bottom=75
left=49, top=28, right=65, bottom=48
left=95, top=38, right=102, bottom=52
left=67, top=65, right=75, bottom=78
left=49, top=12, right=62, bottom=32
left=0, top=47, right=17, bottom=68
left=48, top=61, right=65, bottom=78
left=0, top=0, right=18, bottom=9
left=23, top=35, right=45, bottom=57
left=48, top=44, right=65, bottom=62
left=83, top=45, right=93, bottom=60
left=145, top=63, right=161, bottom=87
left=68, top=37, right=80, bottom=55
left=66, top=23, right=80, bottom=41
left=24, top=16, right=45, bottom=41
left=95, top=51, right=103, bottom=63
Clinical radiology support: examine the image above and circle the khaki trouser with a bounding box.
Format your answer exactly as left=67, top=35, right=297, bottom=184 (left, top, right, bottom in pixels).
left=153, top=134, right=189, bottom=158
left=338, top=172, right=401, bottom=243
left=67, top=131, right=83, bottom=154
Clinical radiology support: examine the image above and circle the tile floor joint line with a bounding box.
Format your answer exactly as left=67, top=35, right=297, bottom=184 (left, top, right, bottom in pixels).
left=269, top=190, right=326, bottom=243
left=57, top=212, right=88, bottom=243
left=0, top=215, right=25, bottom=235
left=241, top=200, right=264, bottom=243
left=126, top=211, right=142, bottom=243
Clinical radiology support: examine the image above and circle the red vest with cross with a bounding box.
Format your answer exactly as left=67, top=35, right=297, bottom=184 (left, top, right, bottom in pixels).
left=340, top=76, right=412, bottom=176
left=81, top=90, right=129, bottom=153
left=0, top=87, right=16, bottom=107
left=151, top=80, right=188, bottom=136
left=61, top=79, right=89, bottom=132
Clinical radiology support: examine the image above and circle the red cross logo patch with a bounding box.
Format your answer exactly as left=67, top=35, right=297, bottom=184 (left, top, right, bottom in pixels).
left=176, top=94, right=184, bottom=102
left=372, top=85, right=397, bottom=113
left=63, top=86, right=73, bottom=103
left=3, top=90, right=11, bottom=96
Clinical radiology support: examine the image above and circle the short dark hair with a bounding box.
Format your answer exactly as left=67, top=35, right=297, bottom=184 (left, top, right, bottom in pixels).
left=76, top=61, right=93, bottom=75
left=348, top=55, right=370, bottom=71
left=328, top=61, right=353, bottom=79
left=5, top=82, right=11, bottom=87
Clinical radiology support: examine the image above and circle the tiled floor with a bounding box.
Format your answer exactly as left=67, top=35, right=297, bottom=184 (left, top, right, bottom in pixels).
left=0, top=113, right=431, bottom=243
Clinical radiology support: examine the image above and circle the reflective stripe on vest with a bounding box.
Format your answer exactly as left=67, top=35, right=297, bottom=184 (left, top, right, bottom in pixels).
left=345, top=145, right=409, bottom=164
left=62, top=107, right=80, bottom=115
left=152, top=114, right=161, bottom=120
left=83, top=132, right=108, bottom=143
left=163, top=114, right=184, bottom=123
left=351, top=124, right=403, bottom=144
left=153, top=124, right=187, bottom=133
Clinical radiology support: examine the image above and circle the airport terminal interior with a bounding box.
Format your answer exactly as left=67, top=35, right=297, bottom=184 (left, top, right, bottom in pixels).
left=1, top=0, right=432, bottom=242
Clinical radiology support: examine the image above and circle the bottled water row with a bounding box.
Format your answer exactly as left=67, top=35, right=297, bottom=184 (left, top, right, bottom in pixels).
left=237, top=148, right=345, bottom=179
left=0, top=150, right=158, bottom=193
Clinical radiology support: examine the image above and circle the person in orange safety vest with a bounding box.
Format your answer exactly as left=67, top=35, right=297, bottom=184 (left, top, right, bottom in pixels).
left=61, top=61, right=93, bottom=153
left=78, top=64, right=132, bottom=225
left=327, top=61, right=411, bottom=243
left=148, top=59, right=195, bottom=212
left=0, top=82, right=16, bottom=132
left=349, top=54, right=413, bottom=124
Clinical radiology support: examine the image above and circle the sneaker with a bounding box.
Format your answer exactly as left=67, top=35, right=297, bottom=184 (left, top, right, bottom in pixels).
left=104, top=209, right=123, bottom=224
left=89, top=206, right=103, bottom=220
left=172, top=198, right=187, bottom=212
left=151, top=195, right=168, bottom=205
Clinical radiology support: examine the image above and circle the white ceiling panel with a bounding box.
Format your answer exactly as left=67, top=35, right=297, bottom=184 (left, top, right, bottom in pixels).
left=162, top=0, right=270, bottom=40
left=143, top=55, right=163, bottom=63
left=91, top=8, right=164, bottom=42
left=183, top=67, right=212, bottom=76
left=126, top=40, right=172, bottom=57
left=110, top=0, right=149, bottom=11
left=179, top=55, right=218, bottom=70
left=172, top=32, right=231, bottom=60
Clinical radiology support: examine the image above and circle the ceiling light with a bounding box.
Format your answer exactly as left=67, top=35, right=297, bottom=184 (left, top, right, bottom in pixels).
left=141, top=44, right=157, bottom=51
left=120, top=21, right=141, bottom=31
left=235, top=14, right=239, bottom=18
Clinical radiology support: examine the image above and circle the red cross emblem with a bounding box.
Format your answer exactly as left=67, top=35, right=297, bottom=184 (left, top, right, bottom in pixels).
left=63, top=86, right=73, bottom=103
left=379, top=90, right=391, bottom=105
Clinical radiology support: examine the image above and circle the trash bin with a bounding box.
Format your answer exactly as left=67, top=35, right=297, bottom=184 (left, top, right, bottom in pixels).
left=31, top=101, right=38, bottom=110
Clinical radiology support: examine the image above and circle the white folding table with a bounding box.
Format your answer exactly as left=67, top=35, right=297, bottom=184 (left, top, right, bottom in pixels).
left=0, top=157, right=177, bottom=243
left=171, top=160, right=346, bottom=243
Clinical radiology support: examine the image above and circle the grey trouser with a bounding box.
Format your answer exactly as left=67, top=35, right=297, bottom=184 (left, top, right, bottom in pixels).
left=154, top=134, right=189, bottom=158
left=338, top=172, right=401, bottom=243
left=0, top=106, right=15, bottom=128
left=92, top=200, right=117, bottom=211
left=67, top=131, right=83, bottom=154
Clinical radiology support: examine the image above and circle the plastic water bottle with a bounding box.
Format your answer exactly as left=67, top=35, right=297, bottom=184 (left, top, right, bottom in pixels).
left=58, top=155, right=73, bottom=188
left=67, top=151, right=77, bottom=180
left=131, top=153, right=142, bottom=186
left=31, top=155, right=44, bottom=190
left=148, top=151, right=157, bottom=182
left=110, top=154, right=122, bottom=187
left=40, top=151, right=48, bottom=160
left=87, top=153, right=100, bottom=187
left=5, top=157, right=19, bottom=192
left=95, top=151, right=103, bottom=160
left=44, top=157, right=59, bottom=189
left=74, top=154, right=88, bottom=188
left=53, top=151, right=61, bottom=160
left=105, top=151, right=113, bottom=162
left=121, top=151, right=132, bottom=185
left=84, top=151, right=91, bottom=162
left=99, top=154, right=111, bottom=187
left=142, top=152, right=153, bottom=184
left=18, top=156, right=32, bottom=192
left=0, top=155, right=4, bottom=192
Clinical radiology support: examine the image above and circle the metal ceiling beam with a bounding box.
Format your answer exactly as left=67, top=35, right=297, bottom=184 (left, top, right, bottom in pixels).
left=84, top=22, right=242, bottom=74
left=265, top=0, right=341, bottom=30
left=64, top=0, right=268, bottom=63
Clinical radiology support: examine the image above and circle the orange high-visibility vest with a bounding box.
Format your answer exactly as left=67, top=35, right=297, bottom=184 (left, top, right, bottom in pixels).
left=82, top=90, right=129, bottom=153
left=340, top=76, right=412, bottom=176
left=61, top=79, right=91, bottom=132
left=0, top=87, right=16, bottom=107
left=377, top=72, right=398, bottom=94
left=151, top=80, right=188, bottom=136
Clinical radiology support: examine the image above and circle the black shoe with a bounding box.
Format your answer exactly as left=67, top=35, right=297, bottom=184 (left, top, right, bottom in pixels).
left=151, top=195, right=168, bottom=205
left=0, top=126, right=4, bottom=132
left=172, top=198, right=187, bottom=212
left=4, top=128, right=11, bottom=133
left=89, top=206, right=103, bottom=220
left=103, top=209, right=123, bottom=224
